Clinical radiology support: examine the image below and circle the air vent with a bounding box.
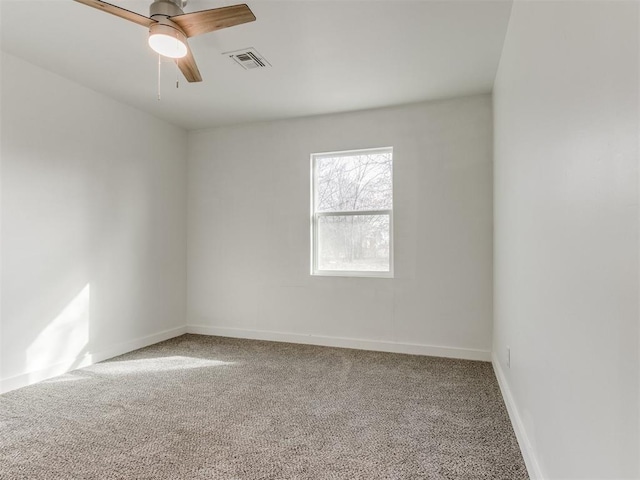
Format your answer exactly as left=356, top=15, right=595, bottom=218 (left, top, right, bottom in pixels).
left=224, top=48, right=271, bottom=70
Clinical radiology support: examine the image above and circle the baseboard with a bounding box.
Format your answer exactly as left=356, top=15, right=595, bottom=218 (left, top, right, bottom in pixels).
left=186, top=325, right=491, bottom=361
left=492, top=353, right=544, bottom=480
left=0, top=325, right=187, bottom=394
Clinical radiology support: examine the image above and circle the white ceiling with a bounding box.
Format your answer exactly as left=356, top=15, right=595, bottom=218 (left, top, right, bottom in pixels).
left=1, top=0, right=513, bottom=130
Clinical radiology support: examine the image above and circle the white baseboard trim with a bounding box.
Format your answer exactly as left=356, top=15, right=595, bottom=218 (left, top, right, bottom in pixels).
left=0, top=325, right=187, bottom=394
left=492, top=353, right=544, bottom=480
left=186, top=325, right=491, bottom=362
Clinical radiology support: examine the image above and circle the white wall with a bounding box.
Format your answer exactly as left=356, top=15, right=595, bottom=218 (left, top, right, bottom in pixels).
left=0, top=7, right=4, bottom=386
left=493, top=1, right=639, bottom=478
left=188, top=95, right=493, bottom=360
left=0, top=53, right=188, bottom=392
left=0, top=7, right=3, bottom=386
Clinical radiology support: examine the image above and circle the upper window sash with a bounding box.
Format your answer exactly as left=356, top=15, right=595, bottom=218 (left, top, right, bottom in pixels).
left=312, top=147, right=393, bottom=214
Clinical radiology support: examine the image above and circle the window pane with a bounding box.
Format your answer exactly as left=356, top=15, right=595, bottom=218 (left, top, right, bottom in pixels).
left=317, top=214, right=390, bottom=272
left=316, top=151, right=392, bottom=212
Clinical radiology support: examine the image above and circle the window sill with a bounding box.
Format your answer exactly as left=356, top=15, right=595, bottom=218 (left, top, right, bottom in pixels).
left=311, top=271, right=394, bottom=279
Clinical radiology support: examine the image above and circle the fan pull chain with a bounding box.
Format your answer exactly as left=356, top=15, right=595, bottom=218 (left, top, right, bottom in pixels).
left=157, top=54, right=162, bottom=101
left=176, top=59, right=180, bottom=89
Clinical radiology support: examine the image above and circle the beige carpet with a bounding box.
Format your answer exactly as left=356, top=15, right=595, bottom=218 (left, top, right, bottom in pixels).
left=0, top=334, right=528, bottom=479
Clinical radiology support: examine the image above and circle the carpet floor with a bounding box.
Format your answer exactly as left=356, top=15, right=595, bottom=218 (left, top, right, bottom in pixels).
left=0, top=334, right=528, bottom=479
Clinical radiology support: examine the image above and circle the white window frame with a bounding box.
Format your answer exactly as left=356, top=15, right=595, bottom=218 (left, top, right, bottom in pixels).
left=310, top=147, right=394, bottom=278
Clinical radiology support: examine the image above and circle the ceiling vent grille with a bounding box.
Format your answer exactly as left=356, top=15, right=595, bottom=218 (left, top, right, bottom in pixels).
left=224, top=48, right=271, bottom=70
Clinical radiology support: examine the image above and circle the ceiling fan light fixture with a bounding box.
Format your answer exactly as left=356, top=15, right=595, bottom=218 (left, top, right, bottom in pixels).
left=148, top=23, right=187, bottom=59
left=73, top=0, right=257, bottom=82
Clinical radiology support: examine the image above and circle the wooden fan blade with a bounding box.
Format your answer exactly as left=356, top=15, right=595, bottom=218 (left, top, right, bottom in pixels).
left=169, top=4, right=256, bottom=38
left=177, top=44, right=203, bottom=83
left=74, top=0, right=156, bottom=28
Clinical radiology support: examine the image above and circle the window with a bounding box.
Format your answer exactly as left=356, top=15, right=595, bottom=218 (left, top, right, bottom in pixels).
left=311, top=147, right=393, bottom=277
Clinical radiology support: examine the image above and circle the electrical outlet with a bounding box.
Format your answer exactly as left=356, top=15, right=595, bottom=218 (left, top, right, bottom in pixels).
left=507, top=346, right=511, bottom=368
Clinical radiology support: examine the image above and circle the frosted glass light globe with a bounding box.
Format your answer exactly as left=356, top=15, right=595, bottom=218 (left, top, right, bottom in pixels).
left=148, top=23, right=188, bottom=59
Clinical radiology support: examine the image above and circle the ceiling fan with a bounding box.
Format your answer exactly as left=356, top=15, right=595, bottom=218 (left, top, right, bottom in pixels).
left=73, top=0, right=256, bottom=82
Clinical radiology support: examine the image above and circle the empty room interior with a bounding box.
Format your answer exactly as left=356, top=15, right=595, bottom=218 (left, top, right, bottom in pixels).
left=0, top=0, right=639, bottom=478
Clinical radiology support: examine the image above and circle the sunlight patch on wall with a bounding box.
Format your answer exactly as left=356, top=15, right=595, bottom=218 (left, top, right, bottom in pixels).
left=26, top=284, right=90, bottom=374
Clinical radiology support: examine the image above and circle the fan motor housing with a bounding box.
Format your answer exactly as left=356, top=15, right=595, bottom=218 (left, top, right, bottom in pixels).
left=149, top=0, right=184, bottom=18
